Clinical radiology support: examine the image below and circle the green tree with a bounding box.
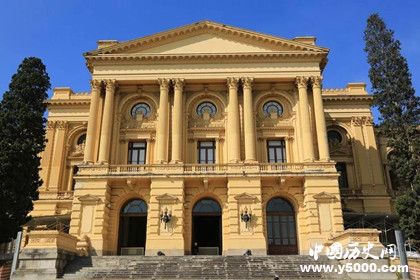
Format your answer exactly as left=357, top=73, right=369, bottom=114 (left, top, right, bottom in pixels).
left=0, top=57, right=50, bottom=242
left=364, top=14, right=420, bottom=243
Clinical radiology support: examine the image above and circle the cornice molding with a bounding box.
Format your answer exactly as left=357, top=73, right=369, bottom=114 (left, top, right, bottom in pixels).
left=85, top=20, right=328, bottom=56
left=47, top=100, right=91, bottom=106
left=85, top=52, right=327, bottom=71
left=322, top=95, right=373, bottom=102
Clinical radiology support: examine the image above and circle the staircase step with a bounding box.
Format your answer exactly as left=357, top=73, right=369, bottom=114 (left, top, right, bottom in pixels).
left=61, top=255, right=371, bottom=280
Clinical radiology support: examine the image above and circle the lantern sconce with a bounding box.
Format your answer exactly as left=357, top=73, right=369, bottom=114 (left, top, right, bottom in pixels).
left=160, top=207, right=172, bottom=229
left=240, top=207, right=252, bottom=228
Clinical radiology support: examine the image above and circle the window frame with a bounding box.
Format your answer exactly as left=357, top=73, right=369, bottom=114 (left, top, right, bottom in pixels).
left=127, top=141, right=147, bottom=164
left=197, top=140, right=216, bottom=164
left=266, top=139, right=287, bottom=163
left=336, top=162, right=349, bottom=189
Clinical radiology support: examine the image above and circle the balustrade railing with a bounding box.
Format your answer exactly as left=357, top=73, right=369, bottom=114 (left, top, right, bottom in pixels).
left=77, top=162, right=336, bottom=176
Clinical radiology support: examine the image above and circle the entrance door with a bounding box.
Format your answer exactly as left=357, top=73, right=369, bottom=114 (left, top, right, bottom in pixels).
left=266, top=197, right=298, bottom=255
left=192, top=198, right=222, bottom=255
left=118, top=199, right=148, bottom=255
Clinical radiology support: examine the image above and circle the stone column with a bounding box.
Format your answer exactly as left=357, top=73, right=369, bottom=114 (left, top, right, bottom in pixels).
left=155, top=78, right=170, bottom=163
left=171, top=78, right=184, bottom=163
left=296, top=76, right=314, bottom=161
left=98, top=80, right=116, bottom=163
left=311, top=76, right=330, bottom=161
left=242, top=77, right=257, bottom=162
left=84, top=80, right=102, bottom=163
left=227, top=77, right=241, bottom=162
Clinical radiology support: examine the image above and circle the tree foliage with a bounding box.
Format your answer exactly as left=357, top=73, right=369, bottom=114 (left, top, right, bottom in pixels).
left=364, top=14, right=420, bottom=243
left=0, top=57, right=50, bottom=242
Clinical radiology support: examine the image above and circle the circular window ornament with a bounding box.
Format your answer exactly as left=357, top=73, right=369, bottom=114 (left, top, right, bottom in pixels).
left=263, top=101, right=283, bottom=118
left=77, top=134, right=86, bottom=145
left=196, top=102, right=217, bottom=117
left=131, top=103, right=151, bottom=119
left=327, top=130, right=343, bottom=144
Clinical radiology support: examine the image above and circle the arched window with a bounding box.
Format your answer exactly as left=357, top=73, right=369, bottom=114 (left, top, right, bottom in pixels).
left=327, top=130, right=343, bottom=144
left=77, top=134, right=86, bottom=145
left=266, top=198, right=294, bottom=213
left=263, top=101, right=283, bottom=117
left=122, top=199, right=148, bottom=215
left=193, top=198, right=221, bottom=214
left=196, top=102, right=217, bottom=117
left=131, top=103, right=151, bottom=118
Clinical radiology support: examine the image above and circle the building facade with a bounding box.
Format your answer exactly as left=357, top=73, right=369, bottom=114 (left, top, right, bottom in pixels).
left=31, top=21, right=393, bottom=256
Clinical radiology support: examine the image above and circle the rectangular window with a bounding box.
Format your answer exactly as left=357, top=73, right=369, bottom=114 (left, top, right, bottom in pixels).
left=128, top=141, right=147, bottom=164
left=267, top=140, right=286, bottom=163
left=198, top=140, right=215, bottom=164
left=336, top=162, right=348, bottom=189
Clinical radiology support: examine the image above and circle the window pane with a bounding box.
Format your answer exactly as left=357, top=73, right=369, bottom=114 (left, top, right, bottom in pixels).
left=139, top=150, right=145, bottom=164
left=200, top=141, right=214, bottom=147
left=133, top=142, right=145, bottom=148
left=276, top=148, right=282, bottom=162
left=268, top=140, right=282, bottom=146
left=200, top=149, right=206, bottom=162
left=207, top=150, right=214, bottom=163
left=132, top=151, right=138, bottom=163
left=268, top=148, right=275, bottom=162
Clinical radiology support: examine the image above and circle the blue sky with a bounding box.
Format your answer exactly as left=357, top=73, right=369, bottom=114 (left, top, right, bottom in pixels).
left=0, top=1, right=419, bottom=122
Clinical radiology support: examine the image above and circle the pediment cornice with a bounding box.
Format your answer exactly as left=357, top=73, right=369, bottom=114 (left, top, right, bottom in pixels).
left=86, top=20, right=328, bottom=57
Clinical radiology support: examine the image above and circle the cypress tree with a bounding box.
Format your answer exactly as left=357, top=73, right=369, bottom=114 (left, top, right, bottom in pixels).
left=364, top=14, right=420, bottom=243
left=0, top=57, right=50, bottom=242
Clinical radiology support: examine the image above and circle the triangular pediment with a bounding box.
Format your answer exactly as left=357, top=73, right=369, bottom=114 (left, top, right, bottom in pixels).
left=86, top=20, right=328, bottom=57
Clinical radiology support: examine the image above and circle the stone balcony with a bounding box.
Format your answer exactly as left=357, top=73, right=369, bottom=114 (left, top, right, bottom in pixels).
left=76, top=162, right=337, bottom=179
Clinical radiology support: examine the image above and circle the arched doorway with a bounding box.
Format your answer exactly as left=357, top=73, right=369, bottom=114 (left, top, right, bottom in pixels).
left=192, top=198, right=222, bottom=255
left=118, top=199, right=148, bottom=255
left=266, top=197, right=298, bottom=255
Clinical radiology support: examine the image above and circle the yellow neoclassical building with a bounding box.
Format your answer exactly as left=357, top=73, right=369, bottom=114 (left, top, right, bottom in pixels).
left=31, top=21, right=394, bottom=257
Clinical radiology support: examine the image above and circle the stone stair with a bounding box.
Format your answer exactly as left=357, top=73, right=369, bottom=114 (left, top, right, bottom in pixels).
left=62, top=255, right=350, bottom=280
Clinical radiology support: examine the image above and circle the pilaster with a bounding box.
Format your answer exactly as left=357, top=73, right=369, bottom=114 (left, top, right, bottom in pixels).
left=145, top=178, right=185, bottom=256
left=40, top=121, right=56, bottom=191
left=48, top=121, right=68, bottom=191
left=225, top=177, right=266, bottom=255
left=302, top=176, right=344, bottom=253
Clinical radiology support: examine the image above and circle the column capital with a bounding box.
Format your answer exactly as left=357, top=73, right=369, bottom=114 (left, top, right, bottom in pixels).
left=226, top=77, right=240, bottom=90
left=172, top=78, right=185, bottom=91
left=310, top=76, right=323, bottom=88
left=158, top=78, right=171, bottom=90
left=90, top=79, right=102, bottom=90
left=104, top=79, right=117, bottom=92
left=241, top=77, right=254, bottom=90
left=295, top=76, right=309, bottom=88
left=46, top=120, right=56, bottom=130
left=56, top=120, right=68, bottom=130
